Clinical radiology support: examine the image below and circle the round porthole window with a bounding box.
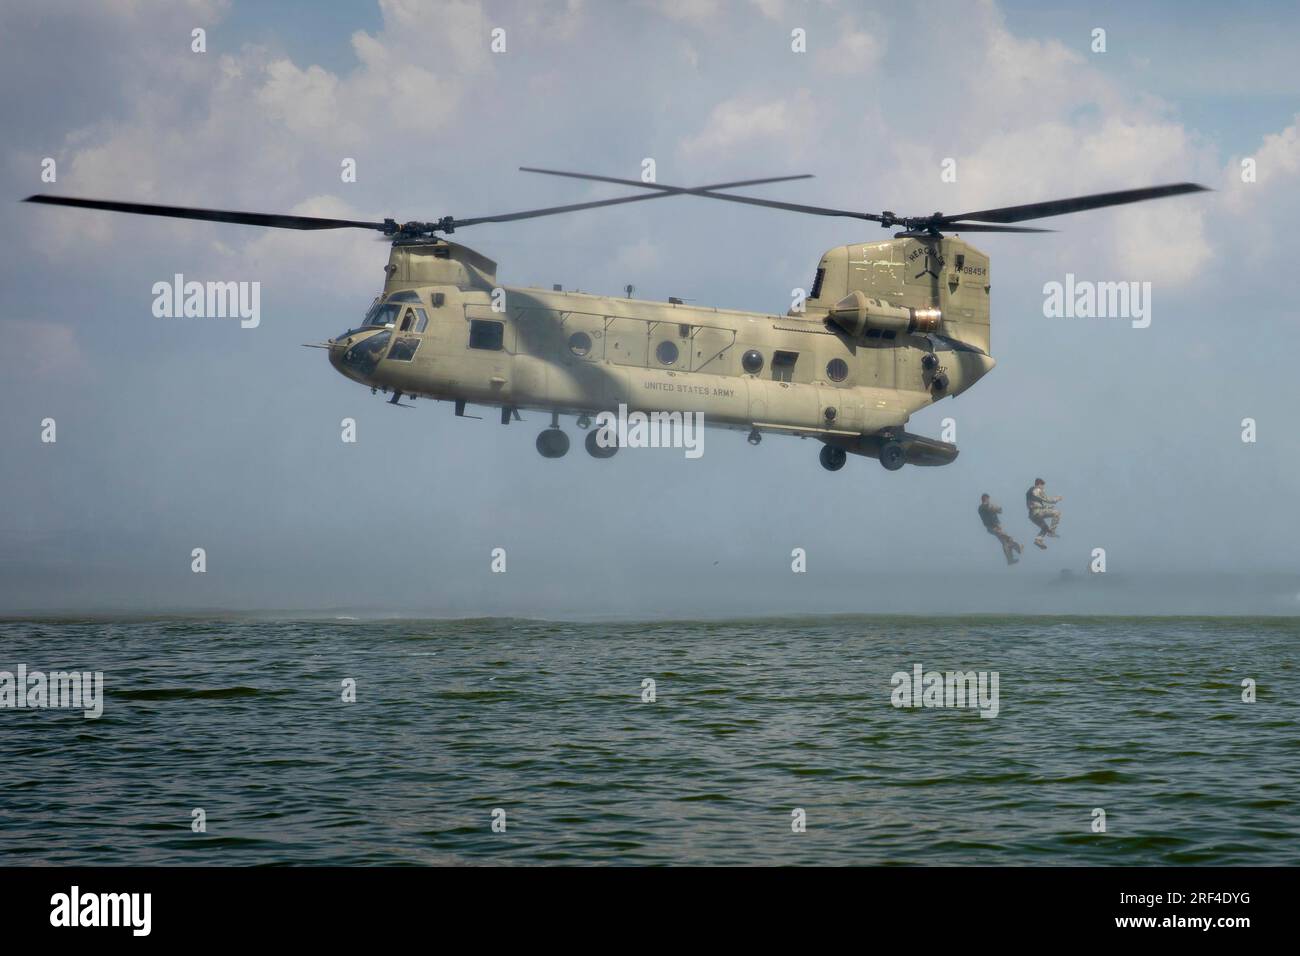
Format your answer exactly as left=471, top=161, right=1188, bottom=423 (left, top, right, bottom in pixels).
left=568, top=331, right=592, bottom=357
left=827, top=358, right=849, bottom=382
left=656, top=340, right=679, bottom=366
left=742, top=349, right=764, bottom=374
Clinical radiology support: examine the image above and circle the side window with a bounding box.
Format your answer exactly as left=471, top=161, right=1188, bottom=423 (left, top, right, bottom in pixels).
left=469, top=319, right=504, bottom=351
left=772, top=350, right=798, bottom=382
left=400, top=308, right=429, bottom=333
left=389, top=335, right=420, bottom=361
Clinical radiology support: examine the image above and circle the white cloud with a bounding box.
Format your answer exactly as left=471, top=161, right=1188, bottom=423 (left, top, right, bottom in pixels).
left=256, top=61, right=341, bottom=135
left=678, top=90, right=817, bottom=164
left=234, top=195, right=383, bottom=294
left=609, top=237, right=664, bottom=277
left=1222, top=114, right=1300, bottom=213
left=0, top=320, right=93, bottom=383
left=814, top=19, right=883, bottom=75
left=748, top=0, right=787, bottom=20
left=646, top=0, right=723, bottom=24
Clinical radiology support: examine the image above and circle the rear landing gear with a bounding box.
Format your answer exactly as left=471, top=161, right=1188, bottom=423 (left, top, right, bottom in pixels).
left=879, top=440, right=906, bottom=471
left=585, top=429, right=618, bottom=459
left=819, top=445, right=846, bottom=471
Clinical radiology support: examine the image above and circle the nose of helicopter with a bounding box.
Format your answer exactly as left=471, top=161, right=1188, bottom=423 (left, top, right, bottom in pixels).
left=327, top=327, right=390, bottom=384
left=326, top=335, right=349, bottom=377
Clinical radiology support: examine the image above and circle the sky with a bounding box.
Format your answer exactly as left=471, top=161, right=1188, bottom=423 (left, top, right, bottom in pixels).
left=1, top=0, right=1297, bottom=616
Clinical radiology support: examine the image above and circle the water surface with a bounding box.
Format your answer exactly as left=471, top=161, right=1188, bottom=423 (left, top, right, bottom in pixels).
left=1, top=616, right=1295, bottom=865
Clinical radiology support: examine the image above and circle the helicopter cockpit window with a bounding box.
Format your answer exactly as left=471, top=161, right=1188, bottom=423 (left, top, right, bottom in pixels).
left=386, top=291, right=421, bottom=304
left=389, top=335, right=420, bottom=361
left=362, top=302, right=400, bottom=328
left=399, top=307, right=429, bottom=333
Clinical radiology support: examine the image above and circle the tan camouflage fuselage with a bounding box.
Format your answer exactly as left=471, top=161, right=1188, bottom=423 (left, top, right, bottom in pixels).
left=328, top=235, right=996, bottom=467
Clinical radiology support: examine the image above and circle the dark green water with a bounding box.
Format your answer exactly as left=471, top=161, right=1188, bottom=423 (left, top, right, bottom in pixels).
left=1, top=616, right=1296, bottom=865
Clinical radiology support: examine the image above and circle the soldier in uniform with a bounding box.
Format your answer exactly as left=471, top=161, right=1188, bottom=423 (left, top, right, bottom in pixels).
left=1025, top=477, right=1063, bottom=550
left=979, top=494, right=1022, bottom=565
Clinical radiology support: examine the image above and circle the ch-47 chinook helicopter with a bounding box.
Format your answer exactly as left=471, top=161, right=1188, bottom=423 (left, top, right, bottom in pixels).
left=25, top=172, right=1205, bottom=471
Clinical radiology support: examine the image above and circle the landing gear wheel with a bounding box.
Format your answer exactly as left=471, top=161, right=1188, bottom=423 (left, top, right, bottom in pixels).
left=536, top=428, right=570, bottom=458
left=879, top=441, right=906, bottom=471
left=819, top=445, right=847, bottom=472
left=585, top=428, right=618, bottom=459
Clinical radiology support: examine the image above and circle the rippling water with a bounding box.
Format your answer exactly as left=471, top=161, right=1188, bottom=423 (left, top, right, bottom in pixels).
left=1, top=616, right=1296, bottom=865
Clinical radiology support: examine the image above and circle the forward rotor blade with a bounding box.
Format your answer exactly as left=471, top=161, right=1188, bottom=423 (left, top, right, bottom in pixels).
left=927, top=223, right=1054, bottom=234
left=26, top=171, right=817, bottom=237
left=452, top=192, right=684, bottom=227
left=22, top=195, right=388, bottom=231
left=941, top=182, right=1210, bottom=225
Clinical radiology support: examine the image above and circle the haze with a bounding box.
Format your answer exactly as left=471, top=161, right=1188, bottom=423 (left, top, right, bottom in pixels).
left=1, top=0, right=1297, bottom=617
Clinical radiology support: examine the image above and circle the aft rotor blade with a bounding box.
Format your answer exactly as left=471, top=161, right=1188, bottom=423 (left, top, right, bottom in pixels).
left=520, top=167, right=813, bottom=192
left=519, top=167, right=877, bottom=221
left=453, top=174, right=815, bottom=228
left=22, top=194, right=388, bottom=231
left=517, top=167, right=873, bottom=222
left=678, top=191, right=884, bottom=222
left=941, top=183, right=1210, bottom=225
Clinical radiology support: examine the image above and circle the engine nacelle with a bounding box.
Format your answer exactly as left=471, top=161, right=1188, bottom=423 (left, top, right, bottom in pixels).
left=826, top=290, right=942, bottom=338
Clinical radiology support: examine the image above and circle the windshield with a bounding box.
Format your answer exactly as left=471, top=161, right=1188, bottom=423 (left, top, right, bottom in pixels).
left=340, top=329, right=391, bottom=375
left=362, top=302, right=401, bottom=328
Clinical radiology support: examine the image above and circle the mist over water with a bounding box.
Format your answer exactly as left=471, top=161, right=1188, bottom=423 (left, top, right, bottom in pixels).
left=3, top=570, right=1297, bottom=619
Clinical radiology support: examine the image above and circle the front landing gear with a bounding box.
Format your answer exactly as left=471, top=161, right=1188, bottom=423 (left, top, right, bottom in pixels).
left=879, top=440, right=906, bottom=471
left=537, top=411, right=569, bottom=458
left=819, top=445, right=847, bottom=471
left=537, top=428, right=569, bottom=458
